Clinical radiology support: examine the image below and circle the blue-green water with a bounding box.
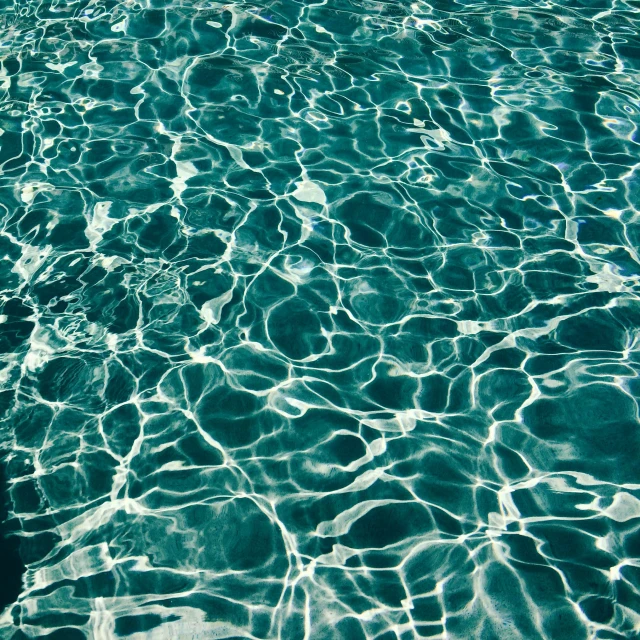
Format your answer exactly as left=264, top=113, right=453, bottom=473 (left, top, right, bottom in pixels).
left=1, top=0, right=640, bottom=638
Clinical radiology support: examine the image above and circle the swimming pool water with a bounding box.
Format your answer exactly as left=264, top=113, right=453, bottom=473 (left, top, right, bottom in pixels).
left=1, top=1, right=640, bottom=638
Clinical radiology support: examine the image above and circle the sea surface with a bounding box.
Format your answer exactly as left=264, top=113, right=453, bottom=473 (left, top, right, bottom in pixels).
left=1, top=0, right=640, bottom=638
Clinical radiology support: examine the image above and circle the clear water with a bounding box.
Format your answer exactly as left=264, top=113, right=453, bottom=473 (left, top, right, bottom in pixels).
left=1, top=1, right=640, bottom=638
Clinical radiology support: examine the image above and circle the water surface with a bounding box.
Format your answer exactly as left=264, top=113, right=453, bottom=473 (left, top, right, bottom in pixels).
left=1, top=0, right=640, bottom=638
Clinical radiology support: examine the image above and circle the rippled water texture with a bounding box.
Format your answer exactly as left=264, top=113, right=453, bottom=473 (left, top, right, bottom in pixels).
left=1, top=0, right=640, bottom=638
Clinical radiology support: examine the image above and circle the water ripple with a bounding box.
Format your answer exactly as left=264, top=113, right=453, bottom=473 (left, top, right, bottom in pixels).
left=1, top=0, right=640, bottom=638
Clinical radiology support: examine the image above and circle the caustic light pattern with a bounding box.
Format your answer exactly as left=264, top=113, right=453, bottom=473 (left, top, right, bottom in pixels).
left=1, top=0, right=640, bottom=638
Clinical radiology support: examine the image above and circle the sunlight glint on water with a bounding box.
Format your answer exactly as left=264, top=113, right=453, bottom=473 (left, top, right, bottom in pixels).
left=1, top=1, right=640, bottom=638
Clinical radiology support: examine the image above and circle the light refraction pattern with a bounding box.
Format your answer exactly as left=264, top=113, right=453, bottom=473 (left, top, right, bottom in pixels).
left=1, top=0, right=640, bottom=638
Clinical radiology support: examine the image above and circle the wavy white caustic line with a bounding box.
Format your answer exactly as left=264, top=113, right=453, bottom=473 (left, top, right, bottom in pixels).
left=0, top=0, right=640, bottom=639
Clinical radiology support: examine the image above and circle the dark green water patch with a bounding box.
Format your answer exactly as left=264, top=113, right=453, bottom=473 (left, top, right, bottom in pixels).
left=0, top=452, right=25, bottom=614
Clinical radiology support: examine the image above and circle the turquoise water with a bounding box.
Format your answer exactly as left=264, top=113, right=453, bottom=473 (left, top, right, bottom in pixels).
left=1, top=0, right=640, bottom=638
